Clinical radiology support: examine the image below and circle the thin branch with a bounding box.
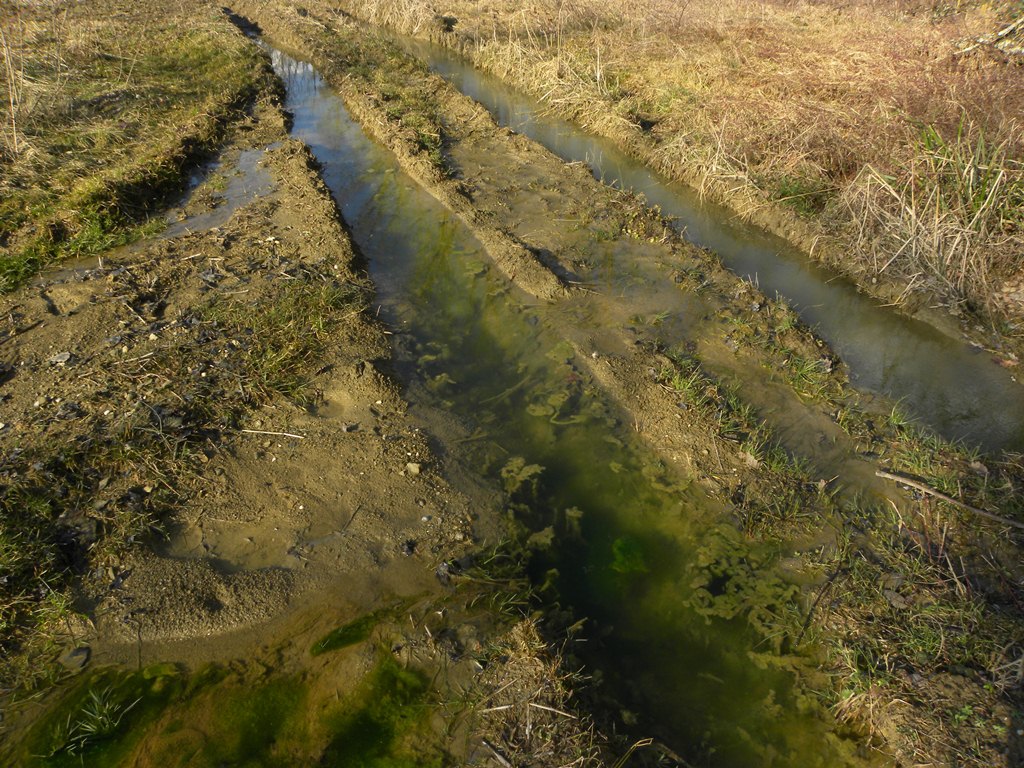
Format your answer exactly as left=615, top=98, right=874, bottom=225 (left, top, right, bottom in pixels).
left=876, top=470, right=1024, bottom=530
left=238, top=428, right=305, bottom=439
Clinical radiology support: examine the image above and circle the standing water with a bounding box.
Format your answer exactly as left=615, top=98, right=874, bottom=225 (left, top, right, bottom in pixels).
left=271, top=47, right=872, bottom=766
left=398, top=38, right=1024, bottom=454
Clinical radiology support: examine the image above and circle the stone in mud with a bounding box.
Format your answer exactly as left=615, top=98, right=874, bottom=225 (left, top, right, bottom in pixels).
left=58, top=645, right=91, bottom=673
left=434, top=559, right=462, bottom=586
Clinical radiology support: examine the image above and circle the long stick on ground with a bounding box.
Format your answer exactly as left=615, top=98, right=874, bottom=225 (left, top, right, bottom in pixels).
left=876, top=470, right=1024, bottom=530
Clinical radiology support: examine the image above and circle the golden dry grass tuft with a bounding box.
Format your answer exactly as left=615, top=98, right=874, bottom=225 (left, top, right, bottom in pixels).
left=473, top=620, right=608, bottom=767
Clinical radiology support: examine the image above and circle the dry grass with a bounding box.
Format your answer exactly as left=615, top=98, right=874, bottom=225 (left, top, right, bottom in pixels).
left=473, top=620, right=608, bottom=767
left=342, top=0, right=1024, bottom=326
left=0, top=0, right=271, bottom=289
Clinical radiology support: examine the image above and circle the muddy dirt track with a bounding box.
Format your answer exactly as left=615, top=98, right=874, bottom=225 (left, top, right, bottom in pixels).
left=2, top=1, right=1024, bottom=766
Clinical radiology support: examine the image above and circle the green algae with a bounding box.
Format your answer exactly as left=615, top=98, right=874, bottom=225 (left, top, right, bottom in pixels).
left=18, top=664, right=189, bottom=767
left=12, top=651, right=447, bottom=768
left=311, top=611, right=383, bottom=656
left=610, top=536, right=649, bottom=575
left=320, top=656, right=442, bottom=768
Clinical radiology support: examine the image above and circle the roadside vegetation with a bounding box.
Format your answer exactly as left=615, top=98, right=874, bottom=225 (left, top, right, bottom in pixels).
left=0, top=0, right=273, bottom=290
left=339, top=0, right=1024, bottom=350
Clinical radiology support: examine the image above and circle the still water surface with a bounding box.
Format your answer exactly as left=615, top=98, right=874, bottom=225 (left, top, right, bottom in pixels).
left=402, top=39, right=1024, bottom=454
left=272, top=46, right=872, bottom=766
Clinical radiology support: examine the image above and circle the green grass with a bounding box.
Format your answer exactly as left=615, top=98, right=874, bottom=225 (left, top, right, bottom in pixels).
left=290, top=9, right=449, bottom=176
left=769, top=173, right=832, bottom=217
left=0, top=6, right=273, bottom=290
left=207, top=279, right=368, bottom=405
left=17, top=665, right=187, bottom=767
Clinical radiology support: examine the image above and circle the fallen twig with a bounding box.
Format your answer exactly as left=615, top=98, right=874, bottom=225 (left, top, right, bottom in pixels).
left=876, top=470, right=1024, bottom=530
left=956, top=16, right=1024, bottom=56
left=528, top=701, right=576, bottom=719
left=482, top=738, right=514, bottom=768
left=238, top=428, right=305, bottom=439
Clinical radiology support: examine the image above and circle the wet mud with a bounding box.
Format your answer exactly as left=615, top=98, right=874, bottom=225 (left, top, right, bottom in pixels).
left=3, top=3, right=1024, bottom=768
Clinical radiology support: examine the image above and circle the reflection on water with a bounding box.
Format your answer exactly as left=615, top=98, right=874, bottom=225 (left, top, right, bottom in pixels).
left=402, top=39, right=1024, bottom=454
left=269, top=45, right=872, bottom=766
left=164, top=148, right=274, bottom=237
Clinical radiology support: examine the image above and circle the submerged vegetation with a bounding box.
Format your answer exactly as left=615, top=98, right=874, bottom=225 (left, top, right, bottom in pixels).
left=9, top=651, right=444, bottom=767
left=3, top=1, right=1024, bottom=767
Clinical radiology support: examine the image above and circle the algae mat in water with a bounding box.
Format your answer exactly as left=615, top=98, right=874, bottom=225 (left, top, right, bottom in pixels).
left=12, top=653, right=445, bottom=767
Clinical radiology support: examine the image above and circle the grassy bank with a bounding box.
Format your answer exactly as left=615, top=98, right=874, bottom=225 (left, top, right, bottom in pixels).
left=338, top=0, right=1024, bottom=350
left=0, top=0, right=273, bottom=290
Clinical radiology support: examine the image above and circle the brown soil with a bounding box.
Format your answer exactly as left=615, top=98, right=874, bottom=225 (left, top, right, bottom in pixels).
left=220, top=3, right=1024, bottom=764
left=2, top=1, right=1023, bottom=767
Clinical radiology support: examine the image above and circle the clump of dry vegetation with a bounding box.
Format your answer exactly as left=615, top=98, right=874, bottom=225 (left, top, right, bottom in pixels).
left=0, top=0, right=273, bottom=289
left=472, top=620, right=611, bottom=767
left=341, top=0, right=1024, bottom=339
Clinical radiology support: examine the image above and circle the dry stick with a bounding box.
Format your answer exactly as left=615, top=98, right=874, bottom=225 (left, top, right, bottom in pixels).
left=239, top=428, right=305, bottom=439
left=957, top=16, right=1024, bottom=56
left=0, top=24, right=21, bottom=155
left=528, top=701, right=576, bottom=719
left=482, top=738, right=514, bottom=768
left=796, top=564, right=845, bottom=645
left=875, top=470, right=1024, bottom=530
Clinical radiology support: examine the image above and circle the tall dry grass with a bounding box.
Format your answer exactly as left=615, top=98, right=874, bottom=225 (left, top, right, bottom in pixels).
left=341, top=0, right=1024, bottom=322
left=0, top=1, right=71, bottom=160
left=1, top=0, right=271, bottom=289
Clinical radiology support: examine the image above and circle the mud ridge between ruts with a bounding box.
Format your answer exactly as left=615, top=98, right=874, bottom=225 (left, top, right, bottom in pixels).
left=223, top=0, right=952, bottom=535
left=1, top=29, right=608, bottom=761
left=226, top=4, right=568, bottom=301
left=0, top=91, right=477, bottom=671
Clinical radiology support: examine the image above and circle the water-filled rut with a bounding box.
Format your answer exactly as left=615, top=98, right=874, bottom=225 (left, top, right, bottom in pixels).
left=400, top=38, right=1024, bottom=454
left=271, top=46, right=869, bottom=766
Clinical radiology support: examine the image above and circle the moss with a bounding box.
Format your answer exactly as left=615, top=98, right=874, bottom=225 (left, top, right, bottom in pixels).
left=320, top=656, right=442, bottom=768
left=189, top=678, right=307, bottom=765
left=11, top=651, right=447, bottom=767
left=312, top=612, right=384, bottom=656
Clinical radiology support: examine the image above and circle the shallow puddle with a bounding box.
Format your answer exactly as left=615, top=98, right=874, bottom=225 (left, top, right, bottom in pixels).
left=272, top=45, right=873, bottom=766
left=14, top=650, right=441, bottom=767
left=400, top=38, right=1024, bottom=454
left=164, top=147, right=274, bottom=238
